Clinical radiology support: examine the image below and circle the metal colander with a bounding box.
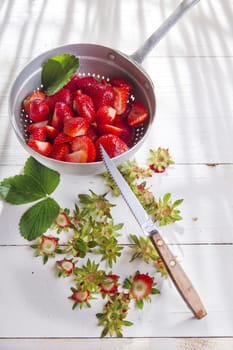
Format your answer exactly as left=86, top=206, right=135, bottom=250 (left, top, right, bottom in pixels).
left=9, top=0, right=199, bottom=175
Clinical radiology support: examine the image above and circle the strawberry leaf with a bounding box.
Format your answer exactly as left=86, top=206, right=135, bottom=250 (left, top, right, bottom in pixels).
left=19, top=197, right=60, bottom=241
left=24, top=157, right=60, bottom=195
left=42, top=54, right=79, bottom=96
left=0, top=174, right=46, bottom=204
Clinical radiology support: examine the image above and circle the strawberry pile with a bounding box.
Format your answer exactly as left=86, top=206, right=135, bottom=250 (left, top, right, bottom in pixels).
left=23, top=75, right=149, bottom=163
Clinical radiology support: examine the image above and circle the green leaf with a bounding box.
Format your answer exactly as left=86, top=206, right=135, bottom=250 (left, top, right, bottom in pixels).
left=0, top=175, right=46, bottom=204
left=24, top=157, right=60, bottom=195
left=19, top=197, right=60, bottom=241
left=42, top=54, right=79, bottom=95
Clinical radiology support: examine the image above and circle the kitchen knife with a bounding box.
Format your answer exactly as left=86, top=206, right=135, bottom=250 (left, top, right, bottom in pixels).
left=100, top=145, right=207, bottom=319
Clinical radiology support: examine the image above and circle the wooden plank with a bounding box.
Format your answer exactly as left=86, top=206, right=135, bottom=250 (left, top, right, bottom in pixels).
left=1, top=164, right=233, bottom=245
left=0, top=245, right=232, bottom=338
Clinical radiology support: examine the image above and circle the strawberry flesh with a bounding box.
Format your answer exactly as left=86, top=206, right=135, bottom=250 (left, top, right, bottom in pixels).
left=127, top=100, right=148, bottom=127
left=95, top=134, right=128, bottom=160
left=63, top=117, right=89, bottom=137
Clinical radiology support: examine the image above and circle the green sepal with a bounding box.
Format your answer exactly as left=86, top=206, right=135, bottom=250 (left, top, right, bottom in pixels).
left=19, top=197, right=60, bottom=241
left=42, top=54, right=79, bottom=95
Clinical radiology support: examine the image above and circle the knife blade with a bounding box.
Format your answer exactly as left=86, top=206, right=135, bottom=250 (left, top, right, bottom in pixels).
left=100, top=145, right=207, bottom=319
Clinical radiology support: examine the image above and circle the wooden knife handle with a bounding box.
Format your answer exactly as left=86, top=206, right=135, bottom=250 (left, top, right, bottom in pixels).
left=150, top=230, right=207, bottom=319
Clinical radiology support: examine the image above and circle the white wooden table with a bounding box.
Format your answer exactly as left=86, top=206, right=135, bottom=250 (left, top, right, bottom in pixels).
left=0, top=0, right=233, bottom=349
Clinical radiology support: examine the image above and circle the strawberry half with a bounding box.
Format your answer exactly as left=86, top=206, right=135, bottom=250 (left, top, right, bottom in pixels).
left=29, top=127, right=47, bottom=141
left=27, top=139, right=52, bottom=156
left=73, top=90, right=95, bottom=123
left=113, top=85, right=130, bottom=115
left=97, top=123, right=123, bottom=136
left=23, top=90, right=46, bottom=114
left=127, top=100, right=148, bottom=127
left=63, top=117, right=89, bottom=137
left=27, top=120, right=49, bottom=133
left=95, top=105, right=116, bottom=125
left=87, top=82, right=116, bottom=110
left=95, top=134, right=128, bottom=160
left=49, top=143, right=70, bottom=161
left=66, top=135, right=96, bottom=163
left=54, top=132, right=73, bottom=145
left=27, top=99, right=50, bottom=122
left=51, top=102, right=74, bottom=130
left=46, top=87, right=73, bottom=111
left=130, top=273, right=154, bottom=300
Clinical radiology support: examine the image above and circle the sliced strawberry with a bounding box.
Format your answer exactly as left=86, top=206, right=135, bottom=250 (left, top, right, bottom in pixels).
left=46, top=88, right=73, bottom=111
left=63, top=117, right=89, bottom=137
left=26, top=120, right=49, bottom=133
left=87, top=124, right=99, bottom=143
left=45, top=125, right=59, bottom=139
left=27, top=99, right=50, bottom=122
left=51, top=102, right=74, bottom=130
left=73, top=90, right=95, bottom=123
left=64, top=73, right=80, bottom=92
left=76, top=76, right=99, bottom=93
left=39, top=235, right=59, bottom=255
left=113, top=85, right=130, bottom=115
left=131, top=273, right=153, bottom=300
left=70, top=135, right=96, bottom=162
left=49, top=143, right=70, bottom=161
left=23, top=90, right=46, bottom=114
left=113, top=119, right=134, bottom=146
left=110, top=77, right=134, bottom=93
left=29, top=127, right=47, bottom=141
left=100, top=274, right=119, bottom=294
left=71, top=289, right=90, bottom=303
left=55, top=211, right=71, bottom=228
left=97, top=123, right=123, bottom=136
left=54, top=132, right=73, bottom=145
left=127, top=100, right=148, bottom=127
left=87, top=82, right=116, bottom=110
left=27, top=139, right=52, bottom=156
left=95, top=105, right=116, bottom=125
left=95, top=134, right=128, bottom=160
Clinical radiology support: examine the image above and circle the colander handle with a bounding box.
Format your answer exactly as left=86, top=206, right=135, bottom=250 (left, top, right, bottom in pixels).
left=131, top=0, right=200, bottom=64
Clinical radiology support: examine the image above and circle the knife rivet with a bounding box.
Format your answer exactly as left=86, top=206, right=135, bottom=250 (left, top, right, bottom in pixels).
left=157, top=239, right=163, bottom=247
left=170, top=260, right=176, bottom=267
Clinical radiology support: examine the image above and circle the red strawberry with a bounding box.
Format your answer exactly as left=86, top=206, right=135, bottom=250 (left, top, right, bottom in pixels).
left=49, top=143, right=70, bottom=161
left=51, top=102, right=74, bottom=130
left=27, top=139, right=52, bottom=156
left=55, top=211, right=71, bottom=228
left=97, top=123, right=123, bottom=136
left=54, top=132, right=73, bottom=145
left=57, top=259, right=75, bottom=275
left=45, top=125, right=59, bottom=139
left=26, top=120, right=49, bottom=133
left=95, top=105, right=116, bottom=125
left=100, top=274, right=119, bottom=294
left=23, top=90, right=46, bottom=114
left=39, top=235, right=59, bottom=255
left=110, top=77, right=134, bottom=93
left=87, top=82, right=115, bottom=110
left=46, top=88, right=73, bottom=111
left=67, top=135, right=96, bottom=163
left=76, top=76, right=99, bottom=92
left=127, top=100, right=148, bottom=127
left=64, top=73, right=80, bottom=92
left=113, top=85, right=130, bottom=115
left=130, top=273, right=154, bottom=300
left=87, top=124, right=99, bottom=142
left=113, top=118, right=134, bottom=146
left=29, top=127, right=47, bottom=141
left=63, top=117, right=89, bottom=137
left=71, top=289, right=90, bottom=303
left=95, top=134, right=128, bottom=160
left=73, top=90, right=95, bottom=123
left=27, top=99, right=50, bottom=122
